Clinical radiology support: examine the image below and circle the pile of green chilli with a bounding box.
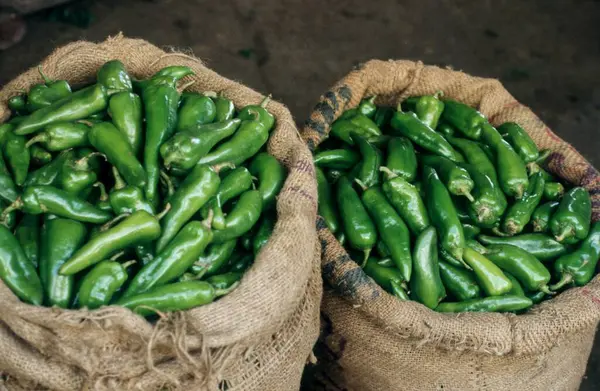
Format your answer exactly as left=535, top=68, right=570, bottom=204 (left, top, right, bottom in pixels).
left=316, top=93, right=598, bottom=313
left=0, top=62, right=285, bottom=316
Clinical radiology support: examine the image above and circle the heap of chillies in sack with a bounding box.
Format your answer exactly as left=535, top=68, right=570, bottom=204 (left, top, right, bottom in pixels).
left=0, top=61, right=285, bottom=316
left=316, top=93, right=598, bottom=313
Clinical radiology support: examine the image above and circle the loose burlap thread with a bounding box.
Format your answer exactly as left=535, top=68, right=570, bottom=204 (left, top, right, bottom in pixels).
left=302, top=60, right=600, bottom=391
left=0, top=34, right=322, bottom=391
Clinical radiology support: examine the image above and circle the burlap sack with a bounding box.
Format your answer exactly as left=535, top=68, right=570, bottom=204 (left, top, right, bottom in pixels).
left=302, top=60, right=600, bottom=391
left=0, top=34, right=322, bottom=391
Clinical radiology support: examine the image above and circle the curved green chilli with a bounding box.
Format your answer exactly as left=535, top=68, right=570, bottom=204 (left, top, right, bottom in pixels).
left=212, top=95, right=236, bottom=122
left=330, top=114, right=382, bottom=145
left=352, top=134, right=382, bottom=188
left=316, top=167, right=340, bottom=234
left=440, top=100, right=486, bottom=140
left=97, top=60, right=132, bottom=93
left=436, top=295, right=532, bottom=313
left=237, top=96, right=276, bottom=131
left=419, top=154, right=474, bottom=201
left=462, top=247, right=512, bottom=296
left=485, top=244, right=552, bottom=293
left=249, top=152, right=286, bottom=210
left=156, top=164, right=220, bottom=252
left=15, top=214, right=40, bottom=267
left=478, top=233, right=566, bottom=262
left=403, top=93, right=444, bottom=129
left=360, top=185, right=412, bottom=281
left=390, top=106, right=463, bottom=162
left=380, top=167, right=430, bottom=235
left=410, top=227, right=446, bottom=308
left=253, top=214, right=275, bottom=255
left=423, top=166, right=465, bottom=261
left=314, top=149, right=360, bottom=170
left=543, top=182, right=564, bottom=201
left=191, top=239, right=238, bottom=277
left=0, top=150, right=18, bottom=203
left=176, top=93, right=216, bottom=131
left=336, top=176, right=377, bottom=264
left=363, top=257, right=408, bottom=300
left=30, top=145, right=52, bottom=166
left=498, top=122, right=539, bottom=163
left=212, top=190, right=263, bottom=243
left=531, top=201, right=559, bottom=233
left=77, top=260, right=134, bottom=309
left=459, top=163, right=507, bottom=228
left=446, top=135, right=498, bottom=184
left=25, top=121, right=90, bottom=151
left=385, top=137, right=417, bottom=182
left=550, top=187, right=591, bottom=243
left=108, top=91, right=143, bottom=156
left=438, top=261, right=481, bottom=301
left=0, top=124, right=30, bottom=186
left=502, top=171, right=545, bottom=235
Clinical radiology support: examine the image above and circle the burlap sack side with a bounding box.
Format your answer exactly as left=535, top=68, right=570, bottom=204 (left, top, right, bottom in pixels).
left=302, top=60, right=600, bottom=391
left=0, top=34, right=321, bottom=391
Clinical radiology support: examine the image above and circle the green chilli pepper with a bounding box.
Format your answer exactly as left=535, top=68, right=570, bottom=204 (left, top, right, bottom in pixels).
left=176, top=93, right=217, bottom=132
left=502, top=171, right=545, bottom=235
left=89, top=122, right=147, bottom=188
left=15, top=214, right=40, bottom=267
left=118, top=280, right=234, bottom=316
left=459, top=163, right=507, bottom=228
left=191, top=239, right=237, bottom=277
left=440, top=100, right=486, bottom=140
left=330, top=114, right=382, bottom=145
left=60, top=211, right=161, bottom=275
left=531, top=201, right=559, bottom=233
left=142, top=75, right=184, bottom=207
left=15, top=84, right=108, bottom=136
left=363, top=257, right=408, bottom=300
left=316, top=167, right=340, bottom=234
left=25, top=121, right=90, bottom=151
left=0, top=200, right=16, bottom=229
left=438, top=261, right=481, bottom=301
left=132, top=66, right=194, bottom=92
left=436, top=122, right=455, bottom=137
left=462, top=223, right=481, bottom=240
left=122, top=218, right=213, bottom=298
left=238, top=96, right=276, bottom=131
left=0, top=225, right=43, bottom=305
left=376, top=256, right=393, bottom=267
left=423, top=166, right=465, bottom=262
left=226, top=253, right=253, bottom=273
left=481, top=124, right=529, bottom=199
left=212, top=94, right=235, bottom=122
left=403, top=92, right=444, bottom=129
left=446, top=134, right=498, bottom=184
left=380, top=167, right=430, bottom=235
left=199, top=167, right=254, bottom=229
left=336, top=176, right=377, bottom=263
left=0, top=124, right=30, bottom=186
left=97, top=60, right=132, bottom=94
left=478, top=233, right=566, bottom=262
left=314, top=149, right=360, bottom=170
left=462, top=247, right=512, bottom=296
left=325, top=169, right=344, bottom=184
left=212, top=190, right=263, bottom=243
left=206, top=272, right=244, bottom=290
left=0, top=151, right=18, bottom=203
left=77, top=260, right=135, bottom=309
left=60, top=153, right=99, bottom=196
left=550, top=187, right=591, bottom=244
left=352, top=134, right=382, bottom=188
left=249, top=152, right=286, bottom=210
left=419, top=154, right=475, bottom=201
left=359, top=184, right=412, bottom=280
left=253, top=214, right=275, bottom=255
left=358, top=96, right=378, bottom=118
left=374, top=106, right=394, bottom=128
left=93, top=182, right=112, bottom=214
left=156, top=164, right=220, bottom=252
left=160, top=119, right=242, bottom=171
left=40, top=218, right=87, bottom=308
left=390, top=105, right=463, bottom=162
left=108, top=91, right=143, bottom=157
left=436, top=295, right=532, bottom=313
left=30, top=145, right=52, bottom=166
left=543, top=182, right=564, bottom=201
left=504, top=272, right=526, bottom=296
left=551, top=221, right=600, bottom=290
left=410, top=227, right=446, bottom=309
left=385, top=137, right=417, bottom=182
left=498, top=122, right=539, bottom=163
left=2, top=185, right=111, bottom=224
left=26, top=67, right=72, bottom=112
left=24, top=150, right=74, bottom=187
left=8, top=95, right=27, bottom=113
left=527, top=291, right=546, bottom=304
left=485, top=244, right=552, bottom=293
left=199, top=113, right=269, bottom=167
left=109, top=166, right=154, bottom=215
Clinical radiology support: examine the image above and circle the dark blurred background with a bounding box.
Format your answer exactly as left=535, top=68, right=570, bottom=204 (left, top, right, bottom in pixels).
left=0, top=0, right=598, bottom=389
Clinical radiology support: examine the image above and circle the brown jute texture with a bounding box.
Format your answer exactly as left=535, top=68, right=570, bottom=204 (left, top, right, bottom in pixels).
left=0, top=34, right=322, bottom=391
left=302, top=60, right=600, bottom=391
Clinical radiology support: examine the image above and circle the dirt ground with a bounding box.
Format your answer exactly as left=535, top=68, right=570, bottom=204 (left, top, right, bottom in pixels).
left=0, top=0, right=599, bottom=389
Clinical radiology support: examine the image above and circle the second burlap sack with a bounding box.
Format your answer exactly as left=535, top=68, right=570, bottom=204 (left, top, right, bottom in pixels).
left=0, top=34, right=321, bottom=391
left=302, top=60, right=600, bottom=391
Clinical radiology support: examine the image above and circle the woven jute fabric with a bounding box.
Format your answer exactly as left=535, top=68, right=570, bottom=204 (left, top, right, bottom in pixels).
left=0, top=33, right=322, bottom=391
left=302, top=59, right=600, bottom=391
